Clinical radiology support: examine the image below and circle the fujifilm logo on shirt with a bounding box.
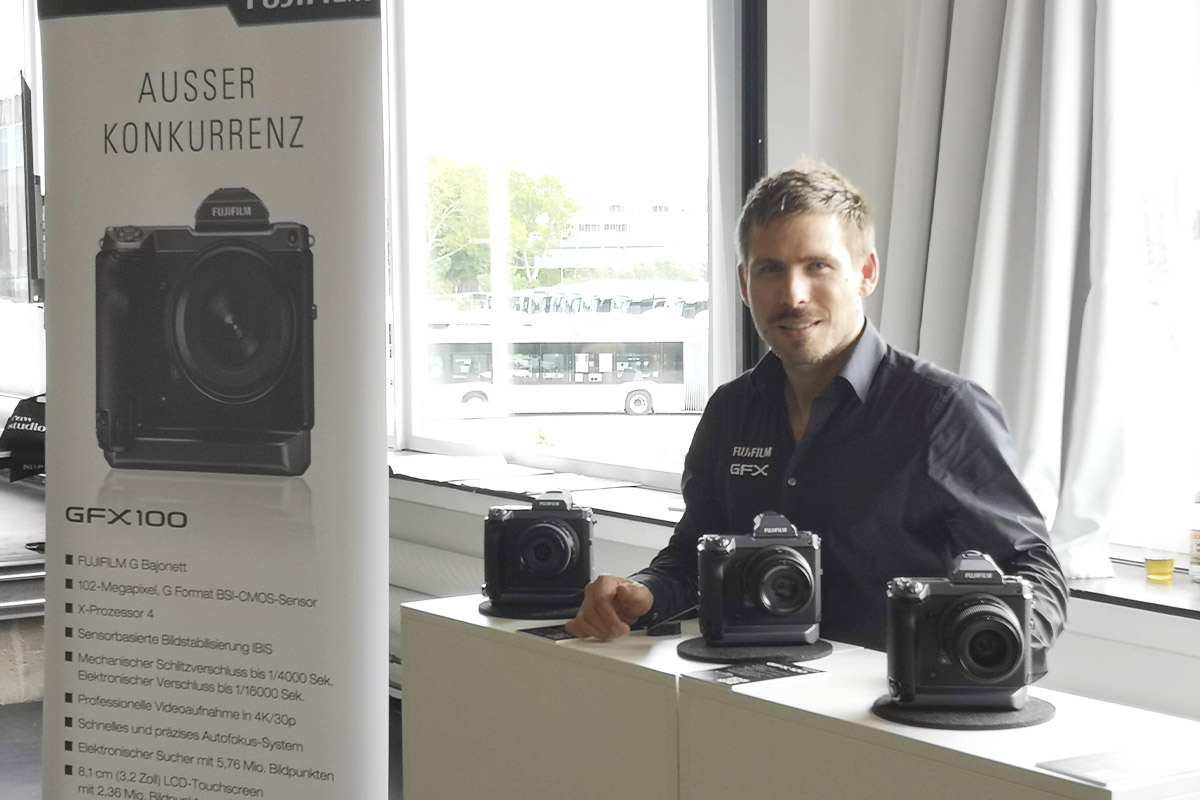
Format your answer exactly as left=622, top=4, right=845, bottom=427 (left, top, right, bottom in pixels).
left=212, top=205, right=254, bottom=218
left=730, top=445, right=771, bottom=477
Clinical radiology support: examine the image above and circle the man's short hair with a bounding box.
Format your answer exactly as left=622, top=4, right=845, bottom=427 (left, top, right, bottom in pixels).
left=736, top=159, right=876, bottom=266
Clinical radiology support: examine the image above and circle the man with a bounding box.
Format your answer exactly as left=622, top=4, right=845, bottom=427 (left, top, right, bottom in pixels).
left=566, top=161, right=1067, bottom=678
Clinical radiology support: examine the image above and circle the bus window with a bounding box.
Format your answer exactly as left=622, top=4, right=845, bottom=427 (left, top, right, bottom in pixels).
left=661, top=342, right=684, bottom=382
left=538, top=344, right=570, bottom=383
left=511, top=347, right=537, bottom=383
left=430, top=343, right=491, bottom=383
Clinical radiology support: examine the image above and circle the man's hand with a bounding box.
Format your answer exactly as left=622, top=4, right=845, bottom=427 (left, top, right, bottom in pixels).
left=565, top=575, right=654, bottom=640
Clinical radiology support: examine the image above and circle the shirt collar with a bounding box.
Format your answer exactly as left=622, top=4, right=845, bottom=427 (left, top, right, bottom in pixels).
left=749, top=317, right=886, bottom=404
left=841, top=318, right=886, bottom=403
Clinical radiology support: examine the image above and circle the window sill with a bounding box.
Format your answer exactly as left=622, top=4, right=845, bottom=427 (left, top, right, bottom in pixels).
left=1068, top=546, right=1200, bottom=622
left=387, top=450, right=683, bottom=530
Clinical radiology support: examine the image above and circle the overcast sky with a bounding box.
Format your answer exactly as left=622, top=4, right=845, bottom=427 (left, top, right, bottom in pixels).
left=404, top=0, right=708, bottom=209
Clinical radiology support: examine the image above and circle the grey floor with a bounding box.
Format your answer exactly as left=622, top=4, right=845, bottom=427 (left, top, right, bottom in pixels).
left=0, top=702, right=40, bottom=800
left=0, top=698, right=405, bottom=799
left=0, top=477, right=45, bottom=562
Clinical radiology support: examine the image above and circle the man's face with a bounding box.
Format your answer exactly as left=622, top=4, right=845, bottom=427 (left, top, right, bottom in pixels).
left=738, top=212, right=878, bottom=373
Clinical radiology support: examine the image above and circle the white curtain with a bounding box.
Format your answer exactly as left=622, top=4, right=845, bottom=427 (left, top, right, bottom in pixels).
left=879, top=0, right=1200, bottom=578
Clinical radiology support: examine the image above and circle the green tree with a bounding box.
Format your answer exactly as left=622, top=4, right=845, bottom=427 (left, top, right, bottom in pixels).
left=426, top=157, right=490, bottom=295
left=425, top=157, right=578, bottom=294
left=508, top=171, right=579, bottom=288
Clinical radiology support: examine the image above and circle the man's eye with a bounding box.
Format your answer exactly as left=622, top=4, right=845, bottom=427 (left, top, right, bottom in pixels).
left=809, top=262, right=829, bottom=271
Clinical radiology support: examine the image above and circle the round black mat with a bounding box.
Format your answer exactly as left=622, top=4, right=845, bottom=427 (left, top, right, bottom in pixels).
left=676, top=636, right=833, bottom=664
left=870, top=694, right=1055, bottom=730
left=478, top=600, right=580, bottom=620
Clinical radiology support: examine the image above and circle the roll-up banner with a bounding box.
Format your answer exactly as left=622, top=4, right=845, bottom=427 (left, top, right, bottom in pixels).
left=39, top=1, right=388, bottom=798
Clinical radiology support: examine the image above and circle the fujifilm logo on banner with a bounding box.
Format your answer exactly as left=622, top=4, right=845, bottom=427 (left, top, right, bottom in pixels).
left=247, top=0, right=373, bottom=7
left=212, top=205, right=254, bottom=218
left=39, top=0, right=380, bottom=24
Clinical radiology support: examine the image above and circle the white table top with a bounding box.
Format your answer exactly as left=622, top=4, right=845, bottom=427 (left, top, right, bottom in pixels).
left=680, top=647, right=1200, bottom=798
left=401, top=593, right=859, bottom=683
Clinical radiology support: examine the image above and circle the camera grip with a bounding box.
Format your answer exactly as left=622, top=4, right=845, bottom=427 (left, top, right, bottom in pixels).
left=482, top=515, right=506, bottom=603
left=95, top=252, right=139, bottom=452
left=697, top=545, right=728, bottom=643
left=885, top=594, right=922, bottom=703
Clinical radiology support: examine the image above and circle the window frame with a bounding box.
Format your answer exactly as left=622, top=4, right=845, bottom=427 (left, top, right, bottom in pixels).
left=384, top=0, right=749, bottom=490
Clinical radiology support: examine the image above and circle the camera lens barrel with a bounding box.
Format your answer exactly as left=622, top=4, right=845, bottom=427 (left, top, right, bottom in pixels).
left=942, top=596, right=1024, bottom=682
left=170, top=246, right=296, bottom=403
left=517, top=520, right=580, bottom=577
left=746, top=545, right=814, bottom=616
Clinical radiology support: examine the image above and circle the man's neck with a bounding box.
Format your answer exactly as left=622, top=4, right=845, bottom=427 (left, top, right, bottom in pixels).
left=780, top=317, right=866, bottom=410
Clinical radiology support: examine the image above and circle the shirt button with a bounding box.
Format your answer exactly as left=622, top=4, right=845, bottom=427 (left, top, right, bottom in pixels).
left=787, top=478, right=796, bottom=487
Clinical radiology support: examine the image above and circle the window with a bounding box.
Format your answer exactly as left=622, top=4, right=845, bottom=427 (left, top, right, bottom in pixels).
left=0, top=0, right=45, bottom=404
left=394, top=0, right=721, bottom=482
left=1105, top=2, right=1200, bottom=555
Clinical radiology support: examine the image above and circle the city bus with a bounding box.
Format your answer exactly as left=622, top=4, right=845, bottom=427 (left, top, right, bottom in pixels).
left=424, top=313, right=708, bottom=416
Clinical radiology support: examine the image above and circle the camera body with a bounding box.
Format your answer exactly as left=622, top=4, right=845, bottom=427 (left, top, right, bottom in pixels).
left=95, top=188, right=314, bottom=476
left=697, top=511, right=821, bottom=646
left=886, top=551, right=1034, bottom=709
left=483, top=490, right=594, bottom=606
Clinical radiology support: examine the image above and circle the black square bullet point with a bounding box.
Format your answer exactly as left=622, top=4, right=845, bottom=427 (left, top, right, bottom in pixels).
left=64, top=765, right=72, bottom=776
left=65, top=603, right=73, bottom=614
left=65, top=555, right=73, bottom=565
left=65, top=578, right=73, bottom=589
left=65, top=628, right=73, bottom=638
left=65, top=652, right=72, bottom=662
left=64, top=717, right=72, bottom=727
left=65, top=741, right=72, bottom=752
left=64, top=693, right=72, bottom=703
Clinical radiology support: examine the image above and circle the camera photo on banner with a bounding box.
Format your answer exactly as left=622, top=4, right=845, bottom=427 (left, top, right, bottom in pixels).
left=96, top=187, right=315, bottom=477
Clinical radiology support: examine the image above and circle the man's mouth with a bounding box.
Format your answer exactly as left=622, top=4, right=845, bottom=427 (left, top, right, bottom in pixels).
left=777, top=318, right=818, bottom=332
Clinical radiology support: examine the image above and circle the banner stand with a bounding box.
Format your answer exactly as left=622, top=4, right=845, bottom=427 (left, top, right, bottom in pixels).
left=39, top=2, right=388, bottom=797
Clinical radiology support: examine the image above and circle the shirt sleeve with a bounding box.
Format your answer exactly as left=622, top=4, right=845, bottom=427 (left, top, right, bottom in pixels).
left=926, top=380, right=1069, bottom=681
left=627, top=394, right=726, bottom=627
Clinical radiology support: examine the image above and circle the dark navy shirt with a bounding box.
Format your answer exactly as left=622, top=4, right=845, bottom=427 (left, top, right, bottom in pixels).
left=631, top=321, right=1067, bottom=678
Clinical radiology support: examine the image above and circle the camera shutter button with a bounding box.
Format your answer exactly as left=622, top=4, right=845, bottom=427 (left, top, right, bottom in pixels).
left=114, top=225, right=143, bottom=242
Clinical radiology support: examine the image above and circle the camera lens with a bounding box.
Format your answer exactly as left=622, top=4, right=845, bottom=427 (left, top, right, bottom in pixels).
left=967, top=629, right=1009, bottom=669
left=746, top=546, right=814, bottom=616
left=170, top=245, right=296, bottom=403
left=517, top=520, right=580, bottom=577
left=942, top=596, right=1024, bottom=682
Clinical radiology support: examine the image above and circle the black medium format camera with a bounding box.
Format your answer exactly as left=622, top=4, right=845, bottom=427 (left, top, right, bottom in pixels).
left=95, top=188, right=314, bottom=476
left=697, top=511, right=821, bottom=646
left=483, top=490, right=594, bottom=606
left=886, top=551, right=1034, bottom=710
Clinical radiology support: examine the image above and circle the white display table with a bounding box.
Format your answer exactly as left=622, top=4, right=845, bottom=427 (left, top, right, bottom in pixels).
left=400, top=594, right=722, bottom=800
left=678, top=647, right=1200, bottom=800
left=403, top=595, right=1200, bottom=800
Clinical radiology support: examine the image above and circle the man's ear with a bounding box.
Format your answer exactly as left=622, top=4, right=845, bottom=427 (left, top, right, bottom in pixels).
left=859, top=251, right=879, bottom=298
left=738, top=263, right=750, bottom=307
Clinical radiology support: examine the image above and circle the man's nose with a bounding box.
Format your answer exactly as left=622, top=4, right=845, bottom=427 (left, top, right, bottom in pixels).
left=783, top=266, right=810, bottom=305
